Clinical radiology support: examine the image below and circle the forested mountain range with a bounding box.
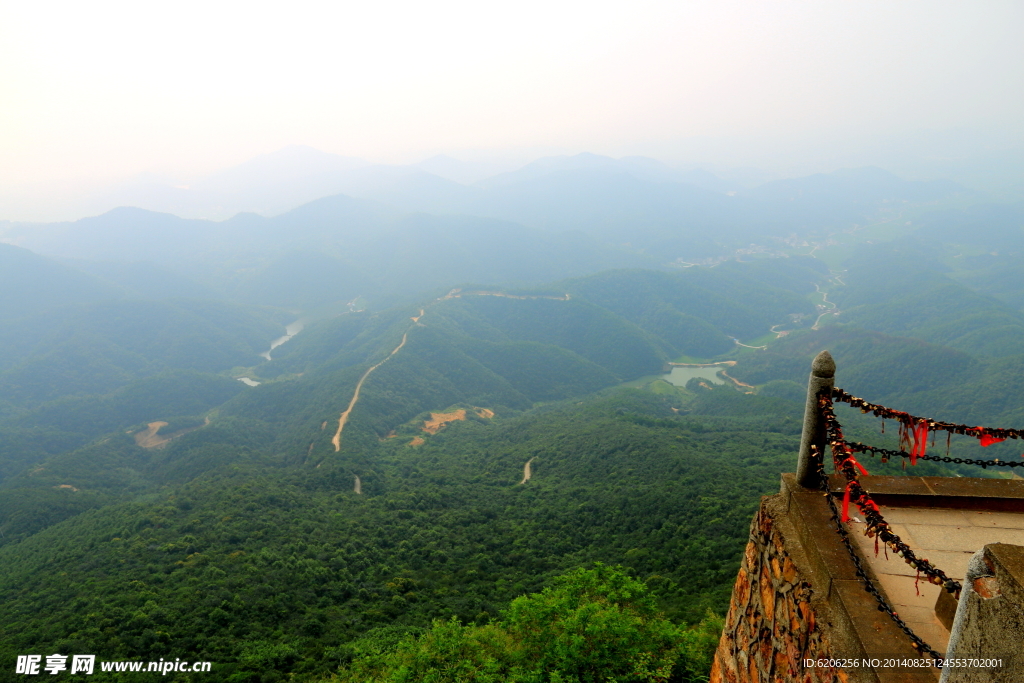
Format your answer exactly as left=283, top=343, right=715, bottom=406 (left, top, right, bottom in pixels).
left=0, top=162, right=971, bottom=310
left=1, top=165, right=1022, bottom=681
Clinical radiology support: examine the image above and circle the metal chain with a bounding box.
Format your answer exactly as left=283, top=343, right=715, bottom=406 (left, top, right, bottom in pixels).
left=810, top=385, right=1024, bottom=664
left=832, top=387, right=1023, bottom=442
left=813, top=447, right=944, bottom=663
left=845, top=440, right=1022, bottom=469
left=819, top=394, right=962, bottom=598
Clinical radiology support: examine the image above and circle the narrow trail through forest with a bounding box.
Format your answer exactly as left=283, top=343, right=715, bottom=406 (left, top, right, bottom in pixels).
left=331, top=329, right=411, bottom=452
left=329, top=290, right=571, bottom=456
left=520, top=457, right=535, bottom=484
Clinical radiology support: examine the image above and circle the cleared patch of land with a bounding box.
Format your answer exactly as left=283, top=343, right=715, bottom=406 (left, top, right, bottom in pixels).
left=422, top=407, right=494, bottom=434
left=134, top=418, right=210, bottom=449
left=134, top=421, right=169, bottom=448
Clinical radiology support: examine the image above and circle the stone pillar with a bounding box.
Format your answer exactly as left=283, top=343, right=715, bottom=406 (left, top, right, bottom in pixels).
left=940, top=543, right=1024, bottom=682
left=796, top=350, right=835, bottom=489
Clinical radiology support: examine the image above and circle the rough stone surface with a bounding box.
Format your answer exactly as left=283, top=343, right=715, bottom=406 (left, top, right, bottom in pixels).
left=718, top=473, right=1024, bottom=682
left=940, top=544, right=1024, bottom=682
left=711, top=502, right=846, bottom=683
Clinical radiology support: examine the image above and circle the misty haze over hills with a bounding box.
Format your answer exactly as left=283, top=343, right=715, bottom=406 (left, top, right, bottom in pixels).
left=3, top=145, right=1024, bottom=680
left=2, top=142, right=1014, bottom=224
left=0, top=151, right=979, bottom=316
left=4, top=1, right=1024, bottom=677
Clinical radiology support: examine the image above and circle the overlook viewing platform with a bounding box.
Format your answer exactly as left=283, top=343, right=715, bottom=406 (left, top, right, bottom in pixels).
left=713, top=352, right=1024, bottom=683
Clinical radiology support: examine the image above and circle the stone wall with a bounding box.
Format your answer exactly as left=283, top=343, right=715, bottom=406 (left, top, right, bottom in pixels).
left=711, top=498, right=845, bottom=683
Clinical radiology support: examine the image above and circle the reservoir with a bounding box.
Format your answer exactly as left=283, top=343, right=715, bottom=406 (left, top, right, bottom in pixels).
left=260, top=320, right=304, bottom=360
left=663, top=365, right=727, bottom=387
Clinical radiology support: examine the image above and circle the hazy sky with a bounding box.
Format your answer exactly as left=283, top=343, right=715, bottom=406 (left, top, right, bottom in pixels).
left=2, top=0, right=1023, bottom=188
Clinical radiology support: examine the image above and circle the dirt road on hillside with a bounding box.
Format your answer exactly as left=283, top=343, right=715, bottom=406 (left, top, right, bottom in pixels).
left=329, top=291, right=569, bottom=455
left=332, top=330, right=411, bottom=452
left=441, top=289, right=570, bottom=301
left=520, top=457, right=535, bottom=484
left=812, top=284, right=838, bottom=330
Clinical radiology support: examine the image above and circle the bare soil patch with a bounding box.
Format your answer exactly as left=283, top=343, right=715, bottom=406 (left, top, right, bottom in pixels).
left=134, top=417, right=210, bottom=450
left=423, top=409, right=467, bottom=434
left=520, top=457, right=535, bottom=484
left=422, top=407, right=494, bottom=434
left=134, top=421, right=169, bottom=448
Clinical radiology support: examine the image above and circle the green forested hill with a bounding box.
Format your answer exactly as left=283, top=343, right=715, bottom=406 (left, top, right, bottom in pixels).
left=0, top=371, right=244, bottom=485
left=834, top=252, right=1024, bottom=357
left=0, top=244, right=123, bottom=319
left=0, top=260, right=826, bottom=682
left=4, top=225, right=1024, bottom=683
left=560, top=260, right=820, bottom=354
left=0, top=298, right=284, bottom=403
left=0, top=386, right=800, bottom=682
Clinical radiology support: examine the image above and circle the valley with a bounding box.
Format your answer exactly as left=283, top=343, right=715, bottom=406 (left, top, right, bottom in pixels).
left=1, top=164, right=1022, bottom=682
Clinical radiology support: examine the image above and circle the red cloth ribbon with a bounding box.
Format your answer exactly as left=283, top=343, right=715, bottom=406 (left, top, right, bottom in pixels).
left=979, top=433, right=1005, bottom=447
left=910, top=421, right=929, bottom=465
left=842, top=448, right=869, bottom=476
left=841, top=482, right=853, bottom=523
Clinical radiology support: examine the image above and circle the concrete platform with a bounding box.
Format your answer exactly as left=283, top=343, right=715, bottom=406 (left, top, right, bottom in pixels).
left=755, top=474, right=1024, bottom=682
left=831, top=476, right=1024, bottom=659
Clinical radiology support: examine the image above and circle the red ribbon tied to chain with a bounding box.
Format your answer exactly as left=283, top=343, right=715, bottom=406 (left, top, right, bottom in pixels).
left=841, top=481, right=854, bottom=523
left=978, top=431, right=1005, bottom=447
left=845, top=456, right=869, bottom=476
left=909, top=421, right=929, bottom=465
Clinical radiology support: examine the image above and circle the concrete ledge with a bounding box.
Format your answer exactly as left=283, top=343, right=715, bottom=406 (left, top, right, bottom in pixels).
left=780, top=474, right=937, bottom=680
left=824, top=475, right=1024, bottom=511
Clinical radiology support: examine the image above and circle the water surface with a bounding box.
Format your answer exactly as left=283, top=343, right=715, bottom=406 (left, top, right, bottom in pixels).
left=663, top=366, right=726, bottom=387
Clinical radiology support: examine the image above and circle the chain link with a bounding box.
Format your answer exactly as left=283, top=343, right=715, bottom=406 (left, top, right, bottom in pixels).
left=811, top=385, right=1024, bottom=662
left=845, top=440, right=1022, bottom=469
left=813, top=451, right=944, bottom=663
left=832, top=387, right=1023, bottom=442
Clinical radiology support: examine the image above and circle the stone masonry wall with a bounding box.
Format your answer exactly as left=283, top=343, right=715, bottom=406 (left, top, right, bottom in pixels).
left=711, top=499, right=846, bottom=683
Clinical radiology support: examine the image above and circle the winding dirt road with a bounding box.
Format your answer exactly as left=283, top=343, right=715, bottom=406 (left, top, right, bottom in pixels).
left=441, top=288, right=570, bottom=302
left=732, top=338, right=767, bottom=350
left=329, top=290, right=570, bottom=455
left=811, top=283, right=838, bottom=330
left=332, top=330, right=411, bottom=452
